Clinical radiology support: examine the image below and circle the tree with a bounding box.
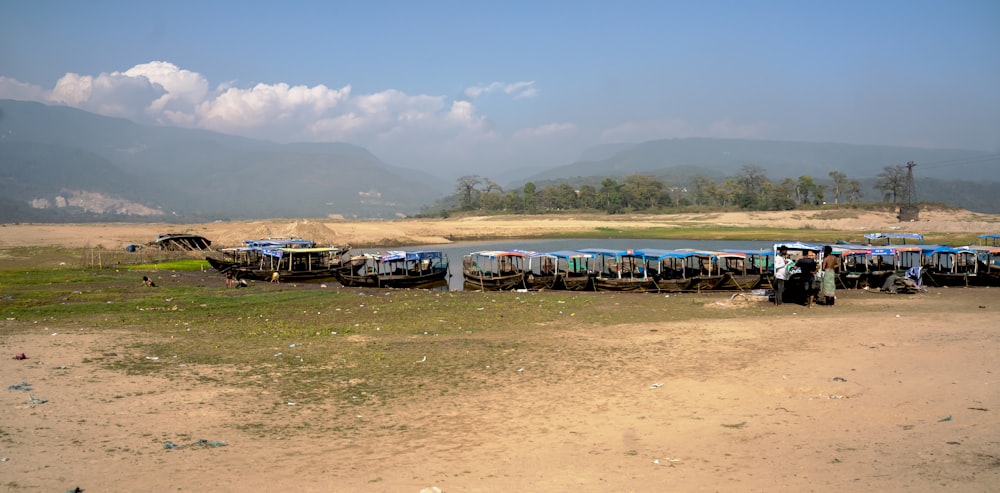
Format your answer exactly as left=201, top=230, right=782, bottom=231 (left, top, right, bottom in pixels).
left=874, top=165, right=907, bottom=203
left=689, top=175, right=713, bottom=206
left=599, top=178, right=624, bottom=214
left=828, top=170, right=847, bottom=204
left=522, top=182, right=538, bottom=214
left=455, top=175, right=482, bottom=211
left=847, top=179, right=862, bottom=203
left=622, top=174, right=665, bottom=210
left=577, top=185, right=597, bottom=209
left=796, top=175, right=816, bottom=205
left=736, top=165, right=769, bottom=208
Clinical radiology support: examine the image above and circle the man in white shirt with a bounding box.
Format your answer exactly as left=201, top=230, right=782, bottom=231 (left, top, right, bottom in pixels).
left=773, top=246, right=788, bottom=305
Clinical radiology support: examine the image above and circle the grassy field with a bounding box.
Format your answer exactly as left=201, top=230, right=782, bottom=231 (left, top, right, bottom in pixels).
left=0, top=253, right=767, bottom=422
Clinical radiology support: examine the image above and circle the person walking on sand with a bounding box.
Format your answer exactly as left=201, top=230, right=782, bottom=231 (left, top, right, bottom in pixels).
left=820, top=245, right=839, bottom=306
left=795, top=250, right=819, bottom=308
left=773, top=246, right=789, bottom=305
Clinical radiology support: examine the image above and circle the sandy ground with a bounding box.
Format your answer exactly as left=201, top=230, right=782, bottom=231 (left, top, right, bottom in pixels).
left=2, top=212, right=1000, bottom=492
left=2, top=288, right=998, bottom=492
left=2, top=208, right=999, bottom=249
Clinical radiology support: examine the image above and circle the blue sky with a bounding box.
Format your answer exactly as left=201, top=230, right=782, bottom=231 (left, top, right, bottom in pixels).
left=2, top=1, right=998, bottom=177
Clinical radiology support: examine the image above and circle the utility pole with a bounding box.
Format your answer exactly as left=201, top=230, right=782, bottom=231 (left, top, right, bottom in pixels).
left=899, top=161, right=919, bottom=221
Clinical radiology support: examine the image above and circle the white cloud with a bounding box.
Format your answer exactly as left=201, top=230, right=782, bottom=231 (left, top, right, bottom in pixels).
left=513, top=122, right=577, bottom=139
left=464, top=81, right=537, bottom=99
left=0, top=76, right=48, bottom=101
left=0, top=63, right=566, bottom=174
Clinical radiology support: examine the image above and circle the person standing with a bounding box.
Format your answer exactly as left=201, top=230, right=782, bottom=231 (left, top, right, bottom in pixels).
left=795, top=250, right=819, bottom=308
left=820, top=245, right=839, bottom=306
left=773, top=246, right=789, bottom=305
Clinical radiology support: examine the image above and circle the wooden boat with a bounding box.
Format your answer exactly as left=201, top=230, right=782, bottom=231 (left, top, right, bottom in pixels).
left=336, top=250, right=449, bottom=289
left=577, top=248, right=657, bottom=292
left=923, top=246, right=978, bottom=287
left=968, top=244, right=1000, bottom=286
left=863, top=232, right=925, bottom=246
left=511, top=250, right=560, bottom=291
left=462, top=251, right=527, bottom=291
left=671, top=249, right=724, bottom=291
left=206, top=237, right=349, bottom=282
left=548, top=250, right=595, bottom=291
left=718, top=249, right=773, bottom=290
left=637, top=249, right=697, bottom=292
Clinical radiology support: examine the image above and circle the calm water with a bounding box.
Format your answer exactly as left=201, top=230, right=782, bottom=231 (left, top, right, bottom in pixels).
left=348, top=238, right=779, bottom=291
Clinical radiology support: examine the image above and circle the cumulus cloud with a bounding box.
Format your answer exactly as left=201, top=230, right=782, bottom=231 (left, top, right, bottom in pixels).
left=0, top=62, right=582, bottom=173
left=464, top=81, right=537, bottom=99
left=0, top=76, right=48, bottom=102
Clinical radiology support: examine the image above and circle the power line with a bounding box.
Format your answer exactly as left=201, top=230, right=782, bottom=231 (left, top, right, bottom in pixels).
left=918, top=153, right=1000, bottom=170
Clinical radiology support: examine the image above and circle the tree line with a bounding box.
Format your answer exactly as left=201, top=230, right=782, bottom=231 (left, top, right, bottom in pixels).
left=437, top=164, right=916, bottom=215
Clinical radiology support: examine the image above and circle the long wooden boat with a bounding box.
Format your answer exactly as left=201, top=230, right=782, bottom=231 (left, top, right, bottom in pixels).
left=206, top=237, right=349, bottom=282
left=336, top=250, right=449, bottom=289
left=462, top=251, right=527, bottom=291
left=718, top=249, right=773, bottom=290
left=577, top=248, right=658, bottom=292
left=548, top=250, right=595, bottom=291
left=922, top=246, right=978, bottom=287
left=968, top=244, right=1000, bottom=286
left=511, top=250, right=560, bottom=291
left=637, top=249, right=696, bottom=292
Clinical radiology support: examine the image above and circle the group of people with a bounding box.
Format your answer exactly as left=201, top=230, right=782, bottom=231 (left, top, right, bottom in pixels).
left=772, top=245, right=840, bottom=308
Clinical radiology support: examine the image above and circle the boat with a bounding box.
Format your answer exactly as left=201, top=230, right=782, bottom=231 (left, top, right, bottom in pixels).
left=336, top=250, right=449, bottom=289
left=548, top=250, right=595, bottom=291
left=716, top=249, right=773, bottom=290
left=922, top=245, right=978, bottom=287
left=637, top=249, right=698, bottom=292
left=968, top=244, right=1000, bottom=286
left=206, top=237, right=350, bottom=282
left=839, top=244, right=924, bottom=289
left=577, top=248, right=658, bottom=292
left=863, top=232, right=925, bottom=246
left=671, top=249, right=725, bottom=291
left=511, top=250, right=560, bottom=291
left=462, top=251, right=527, bottom=291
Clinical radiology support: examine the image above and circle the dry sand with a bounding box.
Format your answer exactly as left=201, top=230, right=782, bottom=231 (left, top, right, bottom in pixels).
left=2, top=208, right=998, bottom=249
left=2, top=212, right=999, bottom=492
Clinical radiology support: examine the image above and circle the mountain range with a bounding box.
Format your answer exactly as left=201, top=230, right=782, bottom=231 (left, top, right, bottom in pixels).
left=1, top=98, right=997, bottom=222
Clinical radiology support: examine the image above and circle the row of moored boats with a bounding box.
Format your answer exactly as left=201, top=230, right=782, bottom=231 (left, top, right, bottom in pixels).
left=204, top=233, right=1000, bottom=292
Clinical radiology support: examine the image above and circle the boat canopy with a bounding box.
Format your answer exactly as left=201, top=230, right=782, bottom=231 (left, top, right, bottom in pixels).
left=379, top=250, right=444, bottom=262
left=467, top=250, right=525, bottom=259
left=635, top=248, right=698, bottom=260
left=863, top=232, right=924, bottom=244
left=548, top=250, right=595, bottom=259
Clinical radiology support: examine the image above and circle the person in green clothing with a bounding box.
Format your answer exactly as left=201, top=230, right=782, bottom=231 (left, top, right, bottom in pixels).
left=820, top=245, right=839, bottom=306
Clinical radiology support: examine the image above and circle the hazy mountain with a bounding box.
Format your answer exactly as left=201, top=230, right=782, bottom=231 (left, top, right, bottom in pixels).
left=0, top=99, right=446, bottom=222
left=508, top=137, right=999, bottom=212
left=522, top=138, right=997, bottom=184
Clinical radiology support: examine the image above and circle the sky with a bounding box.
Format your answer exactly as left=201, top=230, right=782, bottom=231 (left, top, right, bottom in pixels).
left=1, top=1, right=998, bottom=178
